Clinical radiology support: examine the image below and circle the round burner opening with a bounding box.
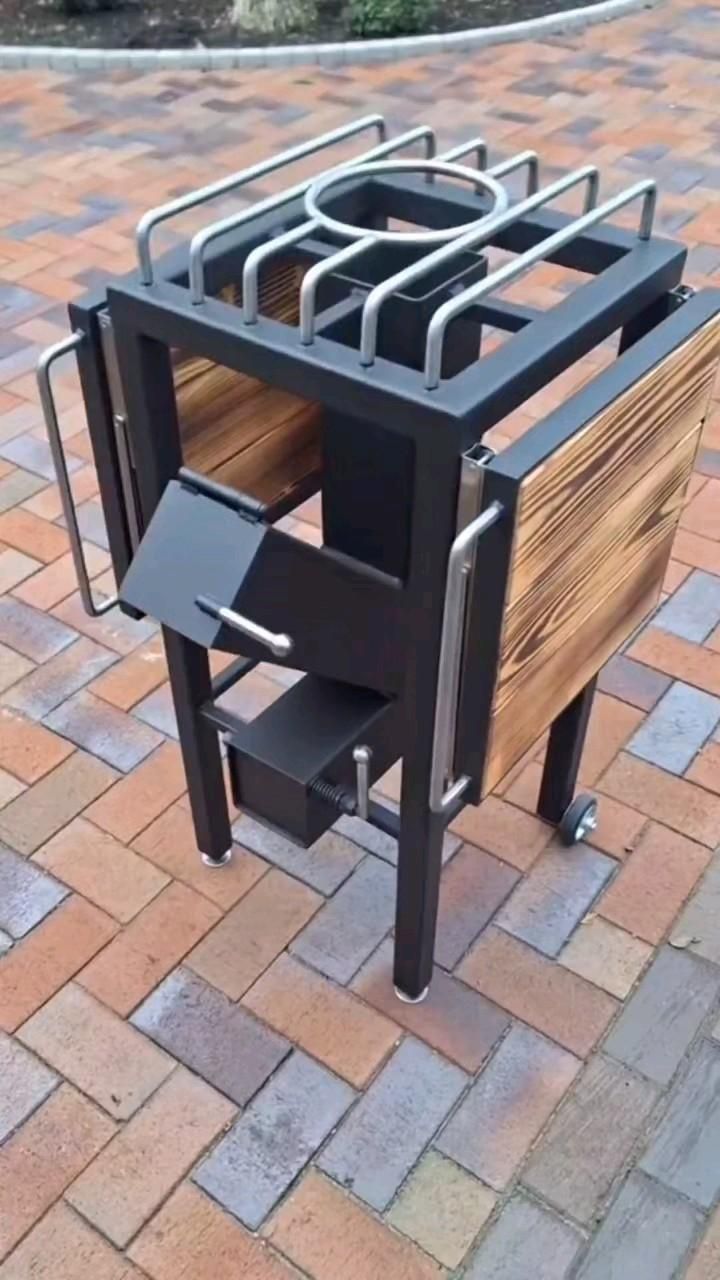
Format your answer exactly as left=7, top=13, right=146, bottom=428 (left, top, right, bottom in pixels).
left=303, top=158, right=510, bottom=247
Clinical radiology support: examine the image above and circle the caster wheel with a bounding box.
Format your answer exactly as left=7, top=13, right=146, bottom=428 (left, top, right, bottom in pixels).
left=558, top=795, right=598, bottom=846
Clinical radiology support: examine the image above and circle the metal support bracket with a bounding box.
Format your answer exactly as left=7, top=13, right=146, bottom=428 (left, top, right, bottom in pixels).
left=37, top=332, right=118, bottom=618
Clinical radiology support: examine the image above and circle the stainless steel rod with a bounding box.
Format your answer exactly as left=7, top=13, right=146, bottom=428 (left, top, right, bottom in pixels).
left=37, top=333, right=118, bottom=618
left=300, top=236, right=377, bottom=344
left=353, top=745, right=372, bottom=821
left=359, top=164, right=599, bottom=367
left=440, top=137, right=488, bottom=170
left=304, top=157, right=508, bottom=248
left=196, top=595, right=293, bottom=659
left=189, top=126, right=436, bottom=306
left=136, top=114, right=385, bottom=285
left=489, top=150, right=540, bottom=195
left=423, top=178, right=657, bottom=389
left=242, top=219, right=318, bottom=325
left=443, top=144, right=539, bottom=193
left=241, top=137, right=538, bottom=335
left=241, top=126, right=437, bottom=325
left=429, top=501, right=504, bottom=813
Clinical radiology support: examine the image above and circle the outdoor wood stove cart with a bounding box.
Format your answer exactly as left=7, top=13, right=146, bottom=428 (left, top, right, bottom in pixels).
left=38, top=116, right=720, bottom=1001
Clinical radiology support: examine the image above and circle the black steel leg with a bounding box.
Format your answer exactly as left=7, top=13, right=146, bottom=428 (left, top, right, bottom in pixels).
left=391, top=440, right=461, bottom=1002
left=163, top=626, right=232, bottom=865
left=393, top=779, right=446, bottom=1001
left=537, top=677, right=597, bottom=824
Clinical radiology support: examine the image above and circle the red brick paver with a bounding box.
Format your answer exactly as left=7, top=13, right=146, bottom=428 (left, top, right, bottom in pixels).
left=0, top=4, right=720, bottom=1275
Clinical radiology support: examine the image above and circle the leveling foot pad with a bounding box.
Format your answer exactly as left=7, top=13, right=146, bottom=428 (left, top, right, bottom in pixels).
left=394, top=985, right=430, bottom=1004
left=201, top=849, right=233, bottom=868
left=226, top=673, right=402, bottom=847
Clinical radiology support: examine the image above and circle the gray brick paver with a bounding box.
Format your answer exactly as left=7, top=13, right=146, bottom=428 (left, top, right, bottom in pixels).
left=495, top=843, right=614, bottom=957
left=131, top=967, right=289, bottom=1106
left=319, top=1037, right=467, bottom=1210
left=0, top=843, right=68, bottom=938
left=194, top=1050, right=354, bottom=1228
left=290, top=856, right=395, bottom=983
left=604, top=947, right=720, bottom=1084
left=627, top=680, right=720, bottom=774
left=463, top=1194, right=584, bottom=1280
left=522, top=1054, right=660, bottom=1222
left=437, top=1024, right=580, bottom=1191
left=574, top=1170, right=703, bottom=1280
left=654, top=570, right=720, bottom=644
left=0, top=1031, right=58, bottom=1142
left=640, top=1039, right=720, bottom=1208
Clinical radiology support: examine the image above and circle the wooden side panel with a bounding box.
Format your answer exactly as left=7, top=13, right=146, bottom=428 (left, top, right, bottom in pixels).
left=482, top=316, right=720, bottom=796
left=173, top=262, right=322, bottom=508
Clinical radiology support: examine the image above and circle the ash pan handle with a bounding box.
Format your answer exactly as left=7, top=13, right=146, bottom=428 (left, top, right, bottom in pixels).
left=196, top=595, right=294, bottom=659
left=36, top=332, right=118, bottom=619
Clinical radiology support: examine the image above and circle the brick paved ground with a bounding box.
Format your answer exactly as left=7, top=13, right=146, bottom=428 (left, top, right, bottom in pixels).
left=1, top=1, right=720, bottom=1275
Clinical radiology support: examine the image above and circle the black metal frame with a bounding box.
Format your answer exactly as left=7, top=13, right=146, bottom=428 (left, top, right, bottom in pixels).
left=64, top=166, right=719, bottom=999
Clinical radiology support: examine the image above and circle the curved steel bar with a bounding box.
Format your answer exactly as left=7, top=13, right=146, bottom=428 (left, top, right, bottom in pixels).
left=136, top=114, right=385, bottom=286
left=37, top=333, right=118, bottom=618
left=429, top=500, right=504, bottom=813
left=489, top=150, right=540, bottom=196
left=189, top=125, right=436, bottom=306
left=296, top=142, right=546, bottom=344
left=439, top=136, right=488, bottom=171
left=304, top=159, right=509, bottom=247
left=299, top=235, right=378, bottom=345
left=242, top=219, right=318, bottom=324
left=423, top=178, right=657, bottom=389
left=241, top=126, right=437, bottom=324
left=359, top=164, right=599, bottom=367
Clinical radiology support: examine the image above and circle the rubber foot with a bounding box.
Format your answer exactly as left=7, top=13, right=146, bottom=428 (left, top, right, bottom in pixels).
left=201, top=848, right=233, bottom=868
left=394, top=983, right=430, bottom=1004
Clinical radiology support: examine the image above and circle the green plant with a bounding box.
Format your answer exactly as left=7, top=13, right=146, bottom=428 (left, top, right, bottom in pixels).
left=348, top=0, right=433, bottom=36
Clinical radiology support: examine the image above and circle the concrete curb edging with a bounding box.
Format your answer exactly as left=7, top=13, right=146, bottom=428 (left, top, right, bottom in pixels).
left=0, top=0, right=658, bottom=70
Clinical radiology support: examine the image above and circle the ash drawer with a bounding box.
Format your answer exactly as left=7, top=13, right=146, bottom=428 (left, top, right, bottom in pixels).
left=227, top=674, right=401, bottom=846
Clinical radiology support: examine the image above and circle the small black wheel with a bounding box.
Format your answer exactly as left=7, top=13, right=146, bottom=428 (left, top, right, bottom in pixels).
left=558, top=794, right=598, bottom=846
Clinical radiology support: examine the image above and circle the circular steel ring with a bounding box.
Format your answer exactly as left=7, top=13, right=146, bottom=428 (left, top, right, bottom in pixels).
left=303, top=158, right=510, bottom=246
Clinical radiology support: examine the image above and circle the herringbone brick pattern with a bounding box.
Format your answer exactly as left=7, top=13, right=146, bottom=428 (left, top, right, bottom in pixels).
left=1, top=1, right=720, bottom=1274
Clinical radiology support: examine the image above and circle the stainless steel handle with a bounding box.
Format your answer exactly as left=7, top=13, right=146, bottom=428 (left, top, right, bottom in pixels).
left=196, top=595, right=293, bottom=659
left=36, top=333, right=118, bottom=619
left=429, top=501, right=504, bottom=813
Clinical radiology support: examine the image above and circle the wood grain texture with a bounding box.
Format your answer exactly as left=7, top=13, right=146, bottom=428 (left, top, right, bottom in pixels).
left=482, top=316, right=720, bottom=795
left=173, top=263, right=322, bottom=508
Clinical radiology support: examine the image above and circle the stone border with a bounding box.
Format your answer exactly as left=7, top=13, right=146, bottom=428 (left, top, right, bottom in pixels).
left=0, top=0, right=657, bottom=69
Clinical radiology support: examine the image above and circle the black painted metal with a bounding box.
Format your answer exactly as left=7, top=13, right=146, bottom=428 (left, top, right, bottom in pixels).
left=538, top=679, right=598, bottom=824
left=62, top=151, right=720, bottom=996
left=227, top=674, right=400, bottom=845
left=67, top=301, right=138, bottom=612
left=164, top=627, right=232, bottom=863
left=210, top=655, right=259, bottom=700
